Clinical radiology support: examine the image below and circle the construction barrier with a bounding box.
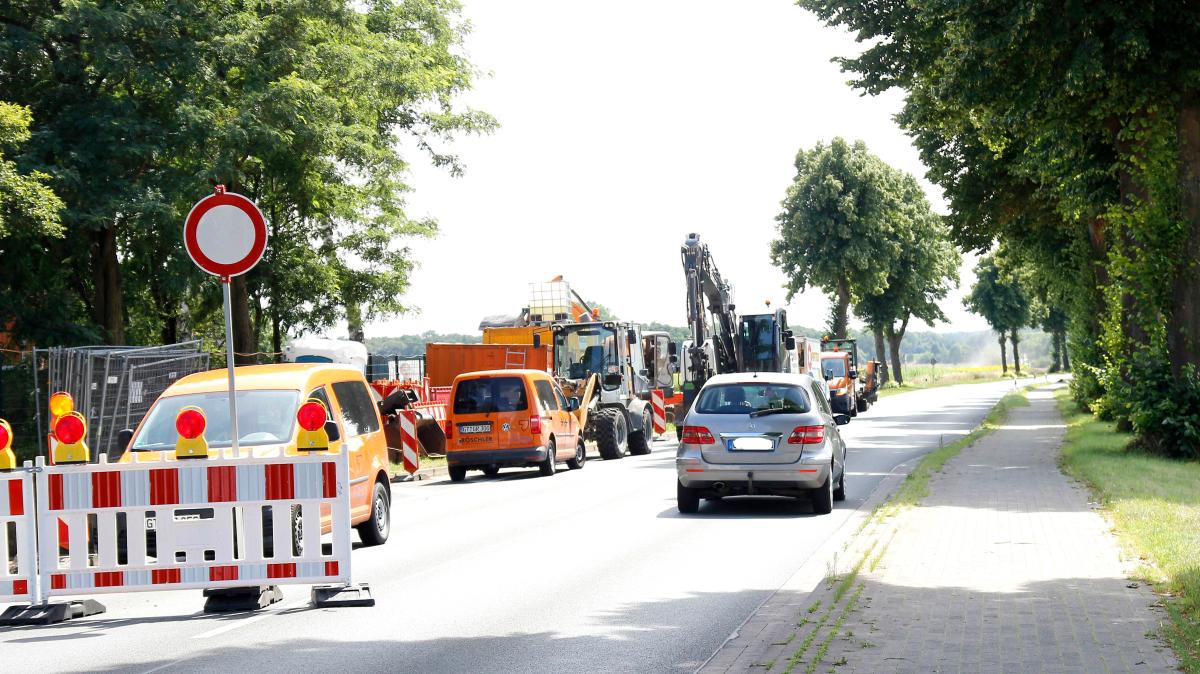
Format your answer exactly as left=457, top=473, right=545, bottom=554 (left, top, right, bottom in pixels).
left=0, top=468, right=36, bottom=604
left=651, top=389, right=666, bottom=437
left=412, top=401, right=448, bottom=436
left=33, top=451, right=352, bottom=599
left=399, top=411, right=419, bottom=474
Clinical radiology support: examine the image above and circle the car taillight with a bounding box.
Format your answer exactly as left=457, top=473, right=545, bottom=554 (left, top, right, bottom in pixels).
left=681, top=425, right=715, bottom=445
left=788, top=425, right=825, bottom=444
left=444, top=423, right=453, bottom=439
left=530, top=415, right=542, bottom=434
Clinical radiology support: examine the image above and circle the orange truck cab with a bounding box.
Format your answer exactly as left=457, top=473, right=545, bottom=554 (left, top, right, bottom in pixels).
left=119, top=364, right=392, bottom=546
left=445, top=369, right=586, bottom=481
left=820, top=352, right=858, bottom=418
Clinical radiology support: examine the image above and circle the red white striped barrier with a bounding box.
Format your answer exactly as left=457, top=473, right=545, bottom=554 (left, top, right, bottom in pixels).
left=399, top=410, right=419, bottom=475
left=0, top=468, right=36, bottom=604
left=651, top=389, right=666, bottom=436
left=30, top=451, right=353, bottom=600
left=412, top=401, right=448, bottom=436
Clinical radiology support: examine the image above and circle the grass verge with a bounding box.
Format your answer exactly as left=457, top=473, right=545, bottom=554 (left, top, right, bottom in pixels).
left=1054, top=388, right=1200, bottom=672
left=390, top=454, right=446, bottom=478
left=875, top=365, right=1040, bottom=399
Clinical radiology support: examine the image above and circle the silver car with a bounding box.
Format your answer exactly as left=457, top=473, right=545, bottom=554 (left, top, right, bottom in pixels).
left=676, top=372, right=850, bottom=514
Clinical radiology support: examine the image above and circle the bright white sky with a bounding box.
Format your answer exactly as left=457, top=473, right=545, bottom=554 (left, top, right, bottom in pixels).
left=367, top=0, right=988, bottom=338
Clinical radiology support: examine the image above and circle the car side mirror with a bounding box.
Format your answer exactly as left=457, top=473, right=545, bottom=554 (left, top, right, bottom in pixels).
left=833, top=414, right=851, bottom=426
left=117, top=428, right=134, bottom=455
left=324, top=420, right=341, bottom=442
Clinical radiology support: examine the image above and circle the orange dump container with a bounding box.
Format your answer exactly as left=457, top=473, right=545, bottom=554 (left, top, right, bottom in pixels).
left=424, top=343, right=554, bottom=387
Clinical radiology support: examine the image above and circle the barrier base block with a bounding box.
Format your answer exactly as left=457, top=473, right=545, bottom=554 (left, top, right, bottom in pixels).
left=0, top=599, right=106, bottom=626
left=202, top=585, right=283, bottom=613
left=312, top=583, right=375, bottom=608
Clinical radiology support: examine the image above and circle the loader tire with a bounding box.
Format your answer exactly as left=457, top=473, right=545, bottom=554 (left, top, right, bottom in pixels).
left=595, top=408, right=629, bottom=460
left=628, top=407, right=652, bottom=456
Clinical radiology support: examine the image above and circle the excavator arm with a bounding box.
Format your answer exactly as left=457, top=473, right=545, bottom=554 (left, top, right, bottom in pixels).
left=682, top=233, right=739, bottom=389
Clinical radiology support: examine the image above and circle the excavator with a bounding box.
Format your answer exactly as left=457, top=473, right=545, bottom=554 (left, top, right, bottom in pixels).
left=680, top=233, right=796, bottom=415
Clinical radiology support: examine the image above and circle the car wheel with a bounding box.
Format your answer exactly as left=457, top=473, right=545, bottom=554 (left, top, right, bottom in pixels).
left=567, top=440, right=586, bottom=470
left=482, top=466, right=500, bottom=477
left=677, top=480, right=699, bottom=514
left=595, top=408, right=629, bottom=460
left=628, top=407, right=652, bottom=455
left=812, top=473, right=834, bottom=514
left=449, top=466, right=467, bottom=482
left=539, top=438, right=557, bottom=476
left=833, top=464, right=846, bottom=502
left=356, top=481, right=391, bottom=546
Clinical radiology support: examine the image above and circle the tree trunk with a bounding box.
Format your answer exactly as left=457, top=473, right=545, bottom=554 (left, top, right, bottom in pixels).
left=1059, top=329, right=1071, bottom=371
left=998, top=332, right=1008, bottom=374
left=1168, top=99, right=1200, bottom=377
left=885, top=314, right=909, bottom=385
left=346, top=301, right=365, bottom=343
left=830, top=278, right=850, bottom=339
left=1049, top=330, right=1061, bottom=373
left=1010, top=328, right=1021, bottom=375
left=230, top=275, right=255, bottom=365
left=91, top=226, right=125, bottom=345
left=872, top=326, right=889, bottom=385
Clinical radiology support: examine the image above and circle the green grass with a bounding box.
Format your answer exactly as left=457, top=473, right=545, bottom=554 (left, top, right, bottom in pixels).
left=876, top=365, right=1033, bottom=398
left=1054, top=389, right=1200, bottom=672
left=878, top=388, right=1030, bottom=516
left=390, top=454, right=446, bottom=478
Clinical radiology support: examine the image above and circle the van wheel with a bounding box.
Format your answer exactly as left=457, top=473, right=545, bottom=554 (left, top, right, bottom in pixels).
left=677, top=480, right=699, bottom=514
left=539, top=438, right=557, bottom=476
left=567, top=440, right=586, bottom=470
left=595, top=408, right=628, bottom=460
left=449, top=466, right=467, bottom=482
left=628, top=407, right=652, bottom=456
left=356, top=482, right=390, bottom=546
left=482, top=466, right=500, bottom=477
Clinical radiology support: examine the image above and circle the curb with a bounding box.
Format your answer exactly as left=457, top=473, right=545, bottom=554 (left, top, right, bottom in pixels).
left=390, top=462, right=448, bottom=483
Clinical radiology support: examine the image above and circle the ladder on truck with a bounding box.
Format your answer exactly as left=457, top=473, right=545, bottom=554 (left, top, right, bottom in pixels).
left=504, top=349, right=526, bottom=369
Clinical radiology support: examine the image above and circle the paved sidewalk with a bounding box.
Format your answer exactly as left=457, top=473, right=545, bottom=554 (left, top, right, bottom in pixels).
left=702, top=386, right=1178, bottom=673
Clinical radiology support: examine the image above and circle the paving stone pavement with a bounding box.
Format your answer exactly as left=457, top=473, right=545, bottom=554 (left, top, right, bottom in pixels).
left=703, top=385, right=1180, bottom=673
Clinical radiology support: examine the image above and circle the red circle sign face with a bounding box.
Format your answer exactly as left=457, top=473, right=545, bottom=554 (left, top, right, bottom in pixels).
left=183, top=190, right=268, bottom=278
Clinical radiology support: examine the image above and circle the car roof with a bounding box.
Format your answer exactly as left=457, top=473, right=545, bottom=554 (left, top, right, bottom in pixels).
left=704, top=371, right=815, bottom=387
left=162, top=363, right=364, bottom=396
left=452, top=369, right=550, bottom=382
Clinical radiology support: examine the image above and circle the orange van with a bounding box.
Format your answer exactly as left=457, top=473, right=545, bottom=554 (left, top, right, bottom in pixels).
left=119, top=364, right=392, bottom=546
left=446, top=369, right=585, bottom=481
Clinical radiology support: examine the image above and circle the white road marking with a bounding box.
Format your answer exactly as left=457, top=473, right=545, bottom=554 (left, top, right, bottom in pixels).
left=190, top=598, right=307, bottom=640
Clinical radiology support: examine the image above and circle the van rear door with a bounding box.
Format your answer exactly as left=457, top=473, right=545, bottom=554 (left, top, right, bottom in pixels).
left=451, top=376, right=534, bottom=451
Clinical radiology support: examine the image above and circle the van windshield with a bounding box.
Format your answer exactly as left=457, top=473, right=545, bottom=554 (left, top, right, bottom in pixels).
left=822, top=358, right=847, bottom=379
left=131, top=390, right=300, bottom=450
left=453, top=377, right=529, bottom=414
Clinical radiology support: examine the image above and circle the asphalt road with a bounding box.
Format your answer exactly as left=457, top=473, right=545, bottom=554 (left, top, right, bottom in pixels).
left=1, top=379, right=1031, bottom=673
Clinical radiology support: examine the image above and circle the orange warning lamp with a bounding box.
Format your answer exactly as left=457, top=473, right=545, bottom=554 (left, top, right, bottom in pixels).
left=296, top=398, right=330, bottom=452
left=49, top=391, right=74, bottom=420
left=174, top=406, right=209, bottom=460
left=0, top=419, right=15, bottom=471
left=52, top=412, right=89, bottom=465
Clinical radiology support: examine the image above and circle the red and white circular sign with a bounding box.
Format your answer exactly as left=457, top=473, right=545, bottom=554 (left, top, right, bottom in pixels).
left=183, top=187, right=268, bottom=278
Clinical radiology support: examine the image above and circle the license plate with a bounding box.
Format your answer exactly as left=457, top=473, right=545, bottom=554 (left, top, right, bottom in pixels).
left=728, top=436, right=774, bottom=451
left=458, top=423, right=492, bottom=434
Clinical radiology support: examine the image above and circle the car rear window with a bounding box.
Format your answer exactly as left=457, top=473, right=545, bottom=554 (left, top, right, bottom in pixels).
left=695, top=384, right=810, bottom=415
left=453, top=377, right=529, bottom=414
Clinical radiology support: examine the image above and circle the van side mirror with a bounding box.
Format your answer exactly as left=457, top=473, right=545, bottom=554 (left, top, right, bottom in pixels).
left=833, top=414, right=851, bottom=426
left=117, top=428, right=134, bottom=455
left=785, top=337, right=796, bottom=351
left=324, top=420, right=341, bottom=442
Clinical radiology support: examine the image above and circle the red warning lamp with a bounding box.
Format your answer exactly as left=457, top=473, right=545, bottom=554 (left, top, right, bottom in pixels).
left=0, top=422, right=9, bottom=452
left=176, top=408, right=207, bottom=439
left=55, top=414, right=85, bottom=445
left=297, top=401, right=328, bottom=432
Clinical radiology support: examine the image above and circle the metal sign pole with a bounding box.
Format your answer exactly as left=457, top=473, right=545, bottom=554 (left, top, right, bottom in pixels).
left=222, top=278, right=240, bottom=455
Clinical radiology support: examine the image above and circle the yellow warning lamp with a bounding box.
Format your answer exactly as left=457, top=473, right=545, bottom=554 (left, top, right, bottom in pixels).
left=52, top=412, right=89, bottom=465
left=296, top=398, right=330, bottom=452
left=49, top=391, right=74, bottom=421
left=174, top=406, right=209, bottom=460
left=0, top=419, right=15, bottom=471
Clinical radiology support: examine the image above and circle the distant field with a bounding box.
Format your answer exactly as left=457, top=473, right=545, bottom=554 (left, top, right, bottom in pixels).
left=878, top=364, right=1033, bottom=396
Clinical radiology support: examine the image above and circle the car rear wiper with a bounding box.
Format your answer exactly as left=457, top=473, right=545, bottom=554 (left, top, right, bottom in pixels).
left=748, top=407, right=795, bottom=418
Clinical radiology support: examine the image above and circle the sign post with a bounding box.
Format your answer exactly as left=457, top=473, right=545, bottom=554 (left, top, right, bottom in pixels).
left=183, top=185, right=268, bottom=455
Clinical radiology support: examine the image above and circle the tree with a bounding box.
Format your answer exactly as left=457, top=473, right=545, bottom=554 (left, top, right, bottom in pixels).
left=964, top=255, right=1030, bottom=374
left=772, top=138, right=903, bottom=338
left=855, top=174, right=960, bottom=385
